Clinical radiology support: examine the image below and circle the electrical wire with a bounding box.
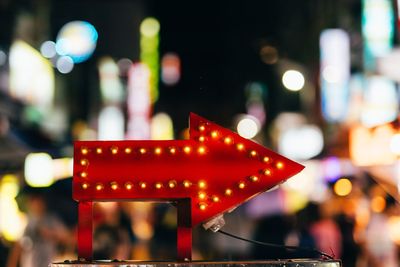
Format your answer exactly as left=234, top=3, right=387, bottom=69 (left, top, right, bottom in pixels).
left=217, top=229, right=334, bottom=260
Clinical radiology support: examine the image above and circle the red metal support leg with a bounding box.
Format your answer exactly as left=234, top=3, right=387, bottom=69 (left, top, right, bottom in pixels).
left=177, top=199, right=192, bottom=261
left=78, top=201, right=93, bottom=261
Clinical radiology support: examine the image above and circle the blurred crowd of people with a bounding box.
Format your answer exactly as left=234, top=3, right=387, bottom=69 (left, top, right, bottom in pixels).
left=0, top=175, right=399, bottom=267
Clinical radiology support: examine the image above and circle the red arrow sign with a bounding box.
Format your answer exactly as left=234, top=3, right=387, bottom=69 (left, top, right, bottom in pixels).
left=73, top=113, right=304, bottom=261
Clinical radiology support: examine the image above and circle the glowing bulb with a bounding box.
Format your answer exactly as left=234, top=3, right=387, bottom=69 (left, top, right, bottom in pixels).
left=95, top=183, right=103, bottom=191
left=225, top=188, right=233, bottom=196
left=125, top=183, right=133, bottom=190
left=212, top=196, right=220, bottom=202
left=81, top=147, right=89, bottom=155
left=198, top=180, right=206, bottom=189
left=264, top=169, right=272, bottom=176
left=111, top=182, right=118, bottom=190
left=199, top=203, right=207, bottom=210
left=111, top=146, right=118, bottom=154
left=199, top=136, right=206, bottom=142
left=169, top=147, right=176, bottom=154
left=263, top=156, right=270, bottom=163
left=140, top=182, right=147, bottom=189
left=250, top=150, right=257, bottom=157
left=198, top=146, right=206, bottom=154
left=125, top=147, right=132, bottom=154
left=140, top=148, right=147, bottom=154
left=183, top=180, right=191, bottom=188
left=238, top=181, right=246, bottom=189
left=80, top=172, right=88, bottom=178
left=224, top=137, right=233, bottom=145
left=236, top=143, right=245, bottom=151
left=211, top=131, right=218, bottom=138
left=82, top=183, right=89, bottom=189
left=80, top=159, right=88, bottom=166
left=183, top=146, right=191, bottom=154
left=155, top=182, right=163, bottom=189
left=154, top=147, right=162, bottom=155
left=276, top=162, right=284, bottom=169
left=250, top=175, right=259, bottom=182
left=199, top=125, right=206, bottom=132
left=96, top=148, right=103, bottom=154
left=198, top=192, right=207, bottom=200
left=168, top=180, right=177, bottom=188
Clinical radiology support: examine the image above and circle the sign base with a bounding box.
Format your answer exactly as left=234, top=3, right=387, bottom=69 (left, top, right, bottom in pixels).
left=50, top=259, right=341, bottom=267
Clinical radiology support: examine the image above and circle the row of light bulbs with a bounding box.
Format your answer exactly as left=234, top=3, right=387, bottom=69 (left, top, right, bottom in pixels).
left=78, top=174, right=264, bottom=210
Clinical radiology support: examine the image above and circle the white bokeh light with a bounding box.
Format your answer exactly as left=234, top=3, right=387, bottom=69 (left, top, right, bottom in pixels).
left=56, top=56, right=74, bottom=74
left=282, top=70, right=305, bottom=91
left=237, top=115, right=260, bottom=139
left=279, top=125, right=324, bottom=160
left=390, top=133, right=400, bottom=156
left=40, top=41, right=57, bottom=58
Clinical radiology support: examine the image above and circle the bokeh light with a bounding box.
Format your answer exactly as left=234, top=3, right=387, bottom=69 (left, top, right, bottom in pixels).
left=24, top=153, right=54, bottom=187
left=334, top=178, right=352, bottom=197
left=259, top=45, right=278, bottom=64
left=237, top=115, right=260, bottom=139
left=371, top=195, right=386, bottom=213
left=390, top=133, right=400, bottom=156
left=151, top=112, right=174, bottom=140
left=56, top=55, right=74, bottom=74
left=56, top=21, right=98, bottom=63
left=0, top=175, right=27, bottom=241
left=278, top=125, right=324, bottom=160
left=282, top=70, right=305, bottom=91
left=40, top=40, right=57, bottom=58
left=161, top=53, right=181, bottom=86
left=140, top=17, right=160, bottom=37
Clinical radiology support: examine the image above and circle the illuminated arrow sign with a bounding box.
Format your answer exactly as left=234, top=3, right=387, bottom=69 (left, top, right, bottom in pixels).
left=73, top=113, right=304, bottom=261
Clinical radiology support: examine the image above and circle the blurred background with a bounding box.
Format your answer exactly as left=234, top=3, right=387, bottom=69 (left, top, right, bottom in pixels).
left=1, top=0, right=400, bottom=266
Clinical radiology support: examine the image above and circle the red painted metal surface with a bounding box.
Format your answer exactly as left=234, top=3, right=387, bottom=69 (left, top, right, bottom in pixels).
left=73, top=113, right=304, bottom=261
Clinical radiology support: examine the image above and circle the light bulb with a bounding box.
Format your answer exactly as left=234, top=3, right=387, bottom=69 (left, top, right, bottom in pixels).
left=238, top=181, right=246, bottom=189
left=212, top=196, right=220, bottom=202
left=225, top=188, right=233, bottom=196
left=250, top=175, right=259, bottom=182
left=125, top=183, right=133, bottom=190
left=95, top=183, right=103, bottom=191
left=183, top=146, right=191, bottom=154
left=111, top=146, right=118, bottom=154
left=168, top=180, right=177, bottom=188
left=236, top=143, right=245, bottom=151
left=183, top=180, right=192, bottom=188
left=111, top=182, right=118, bottom=190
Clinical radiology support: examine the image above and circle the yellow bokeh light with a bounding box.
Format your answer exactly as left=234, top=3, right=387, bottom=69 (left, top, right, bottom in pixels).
left=0, top=175, right=27, bottom=241
left=334, top=178, right=352, bottom=197
left=140, top=17, right=160, bottom=37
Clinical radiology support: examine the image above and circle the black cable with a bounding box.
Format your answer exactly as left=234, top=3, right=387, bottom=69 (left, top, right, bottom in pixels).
left=217, top=229, right=334, bottom=260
